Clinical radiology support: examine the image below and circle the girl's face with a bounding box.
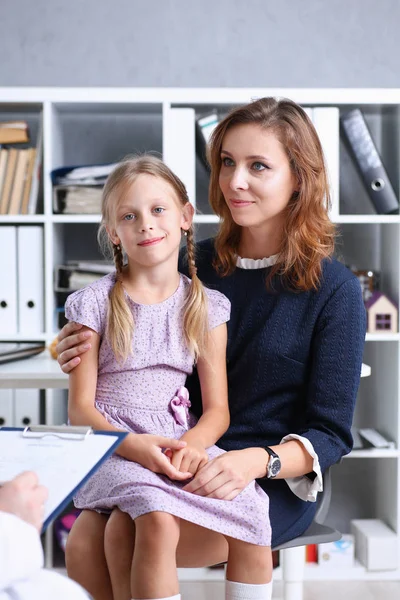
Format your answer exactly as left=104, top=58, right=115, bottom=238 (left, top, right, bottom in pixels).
left=108, top=174, right=193, bottom=270
left=218, top=123, right=297, bottom=233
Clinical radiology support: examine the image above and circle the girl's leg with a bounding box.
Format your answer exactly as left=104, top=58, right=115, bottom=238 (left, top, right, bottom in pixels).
left=105, top=511, right=229, bottom=600
left=225, top=537, right=272, bottom=600
left=65, top=509, right=112, bottom=600
left=104, top=509, right=136, bottom=600
left=130, top=511, right=180, bottom=599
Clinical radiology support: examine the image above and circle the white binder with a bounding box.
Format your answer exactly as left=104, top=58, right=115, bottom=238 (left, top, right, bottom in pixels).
left=163, top=107, right=196, bottom=207
left=312, top=107, right=340, bottom=220
left=0, top=389, right=14, bottom=427
left=0, top=226, right=18, bottom=334
left=17, top=225, right=44, bottom=333
left=14, top=389, right=40, bottom=427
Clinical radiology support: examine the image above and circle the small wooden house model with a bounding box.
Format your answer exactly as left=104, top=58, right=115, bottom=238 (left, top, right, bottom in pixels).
left=365, top=291, right=398, bottom=334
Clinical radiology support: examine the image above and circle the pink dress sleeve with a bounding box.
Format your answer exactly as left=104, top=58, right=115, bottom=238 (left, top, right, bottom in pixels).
left=205, top=288, right=231, bottom=330
left=64, top=286, right=104, bottom=335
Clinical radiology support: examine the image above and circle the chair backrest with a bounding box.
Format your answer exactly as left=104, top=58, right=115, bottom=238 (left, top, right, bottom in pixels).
left=313, top=465, right=333, bottom=525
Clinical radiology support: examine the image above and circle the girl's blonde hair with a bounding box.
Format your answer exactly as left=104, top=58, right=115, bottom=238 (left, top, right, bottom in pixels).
left=98, top=155, right=209, bottom=363
left=208, top=97, right=336, bottom=291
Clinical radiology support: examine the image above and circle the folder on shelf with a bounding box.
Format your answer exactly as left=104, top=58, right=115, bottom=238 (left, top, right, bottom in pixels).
left=17, top=226, right=44, bottom=334
left=14, top=389, right=40, bottom=428
left=0, top=425, right=127, bottom=531
left=163, top=108, right=196, bottom=207
left=0, top=226, right=18, bottom=334
left=0, top=389, right=14, bottom=427
left=312, top=107, right=340, bottom=219
left=340, top=109, right=399, bottom=215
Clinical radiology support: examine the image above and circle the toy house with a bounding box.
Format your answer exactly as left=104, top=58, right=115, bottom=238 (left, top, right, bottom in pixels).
left=365, top=291, right=398, bottom=334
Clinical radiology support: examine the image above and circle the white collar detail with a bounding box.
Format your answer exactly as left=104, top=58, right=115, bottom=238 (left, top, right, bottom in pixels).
left=236, top=254, right=279, bottom=269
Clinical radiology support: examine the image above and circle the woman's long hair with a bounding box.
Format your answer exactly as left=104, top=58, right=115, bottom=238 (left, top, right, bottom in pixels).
left=208, top=97, right=336, bottom=291
left=98, top=155, right=209, bottom=363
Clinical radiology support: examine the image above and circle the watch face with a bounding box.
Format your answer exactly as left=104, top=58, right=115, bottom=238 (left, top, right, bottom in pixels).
left=269, top=457, right=281, bottom=477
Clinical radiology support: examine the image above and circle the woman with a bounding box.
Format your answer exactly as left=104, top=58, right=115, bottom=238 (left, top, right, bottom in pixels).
left=57, top=97, right=366, bottom=600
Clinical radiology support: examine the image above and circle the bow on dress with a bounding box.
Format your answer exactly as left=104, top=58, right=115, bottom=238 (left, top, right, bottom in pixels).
left=169, top=386, right=191, bottom=429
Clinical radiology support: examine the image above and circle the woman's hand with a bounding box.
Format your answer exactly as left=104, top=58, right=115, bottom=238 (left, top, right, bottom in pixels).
left=182, top=448, right=261, bottom=500
left=123, top=434, right=193, bottom=481
left=167, top=441, right=209, bottom=476
left=56, top=321, right=93, bottom=373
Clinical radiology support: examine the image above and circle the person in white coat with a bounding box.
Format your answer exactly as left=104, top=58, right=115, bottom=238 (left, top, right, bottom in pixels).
left=0, top=471, right=89, bottom=600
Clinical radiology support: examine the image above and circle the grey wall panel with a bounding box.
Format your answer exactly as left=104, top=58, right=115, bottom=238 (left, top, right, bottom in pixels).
left=1, top=0, right=399, bottom=87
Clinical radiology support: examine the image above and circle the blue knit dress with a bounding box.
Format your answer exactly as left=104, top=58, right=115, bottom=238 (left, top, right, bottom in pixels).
left=179, top=238, right=366, bottom=547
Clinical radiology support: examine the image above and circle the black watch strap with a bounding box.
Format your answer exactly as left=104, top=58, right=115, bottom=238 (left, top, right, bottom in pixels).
left=263, top=446, right=281, bottom=479
left=264, top=446, right=279, bottom=459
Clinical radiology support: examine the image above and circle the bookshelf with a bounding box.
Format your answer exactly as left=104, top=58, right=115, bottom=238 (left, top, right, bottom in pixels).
left=0, top=87, right=400, bottom=579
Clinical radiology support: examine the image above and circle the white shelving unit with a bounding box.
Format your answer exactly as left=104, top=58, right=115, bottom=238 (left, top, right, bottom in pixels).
left=0, top=87, right=400, bottom=580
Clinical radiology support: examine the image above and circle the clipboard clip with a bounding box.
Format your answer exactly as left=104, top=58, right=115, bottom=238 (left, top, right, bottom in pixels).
left=23, top=425, right=93, bottom=440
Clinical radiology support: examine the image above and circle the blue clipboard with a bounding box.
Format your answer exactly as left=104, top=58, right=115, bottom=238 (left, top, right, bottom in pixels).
left=0, top=426, right=127, bottom=532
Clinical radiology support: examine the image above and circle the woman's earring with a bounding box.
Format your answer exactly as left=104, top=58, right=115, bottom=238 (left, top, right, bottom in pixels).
left=181, top=229, right=188, bottom=237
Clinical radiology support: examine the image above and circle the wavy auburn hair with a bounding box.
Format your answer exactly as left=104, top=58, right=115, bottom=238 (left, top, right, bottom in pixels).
left=208, top=97, right=336, bottom=291
left=98, top=155, right=209, bottom=363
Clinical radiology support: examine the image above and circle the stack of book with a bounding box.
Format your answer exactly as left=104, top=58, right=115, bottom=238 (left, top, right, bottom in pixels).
left=51, top=163, right=117, bottom=214
left=0, top=120, right=42, bottom=215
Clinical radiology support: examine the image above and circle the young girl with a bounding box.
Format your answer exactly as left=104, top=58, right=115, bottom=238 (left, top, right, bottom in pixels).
left=65, top=155, right=273, bottom=600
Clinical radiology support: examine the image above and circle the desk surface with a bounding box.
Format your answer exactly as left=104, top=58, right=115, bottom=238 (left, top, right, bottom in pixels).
left=0, top=352, right=371, bottom=389
left=0, top=351, right=68, bottom=389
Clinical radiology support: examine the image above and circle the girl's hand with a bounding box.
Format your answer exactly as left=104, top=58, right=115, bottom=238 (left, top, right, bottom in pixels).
left=125, top=434, right=193, bottom=481
left=182, top=449, right=258, bottom=500
left=168, top=441, right=209, bottom=476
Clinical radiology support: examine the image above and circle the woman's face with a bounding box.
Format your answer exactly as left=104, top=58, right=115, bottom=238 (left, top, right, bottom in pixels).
left=218, top=123, right=297, bottom=232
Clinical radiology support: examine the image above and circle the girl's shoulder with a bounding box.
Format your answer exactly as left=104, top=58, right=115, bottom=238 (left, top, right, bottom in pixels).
left=64, top=273, right=116, bottom=335
left=66, top=272, right=116, bottom=305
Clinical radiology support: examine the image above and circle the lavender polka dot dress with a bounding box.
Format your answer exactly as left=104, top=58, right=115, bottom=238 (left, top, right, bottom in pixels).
left=65, top=273, right=271, bottom=546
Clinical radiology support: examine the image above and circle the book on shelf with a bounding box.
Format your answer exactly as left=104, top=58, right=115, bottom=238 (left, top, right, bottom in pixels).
left=0, top=147, right=18, bottom=214
left=0, top=342, right=45, bottom=366
left=0, top=115, right=42, bottom=215
left=340, top=109, right=399, bottom=215
left=55, top=262, right=114, bottom=292
left=0, top=120, right=29, bottom=144
left=53, top=185, right=103, bottom=214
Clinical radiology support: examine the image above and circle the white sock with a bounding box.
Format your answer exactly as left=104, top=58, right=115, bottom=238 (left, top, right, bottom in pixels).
left=226, top=579, right=272, bottom=600
left=131, top=595, right=180, bottom=600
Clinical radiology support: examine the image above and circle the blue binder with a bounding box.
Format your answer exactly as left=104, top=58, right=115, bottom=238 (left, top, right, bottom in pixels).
left=0, top=425, right=127, bottom=531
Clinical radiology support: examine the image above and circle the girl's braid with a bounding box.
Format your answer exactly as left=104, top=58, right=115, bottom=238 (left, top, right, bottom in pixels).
left=185, top=228, right=197, bottom=278
left=113, top=243, right=124, bottom=277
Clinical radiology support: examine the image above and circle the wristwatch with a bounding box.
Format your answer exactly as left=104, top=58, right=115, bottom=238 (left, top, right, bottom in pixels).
left=263, top=446, right=281, bottom=479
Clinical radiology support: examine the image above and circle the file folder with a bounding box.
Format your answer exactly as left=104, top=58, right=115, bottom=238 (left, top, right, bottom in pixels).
left=14, top=389, right=40, bottom=427
left=312, top=107, right=340, bottom=219
left=17, top=225, right=44, bottom=333
left=341, top=109, right=399, bottom=215
left=0, top=226, right=18, bottom=334
left=0, top=425, right=127, bottom=531
left=0, top=390, right=14, bottom=427
left=163, top=107, right=196, bottom=207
